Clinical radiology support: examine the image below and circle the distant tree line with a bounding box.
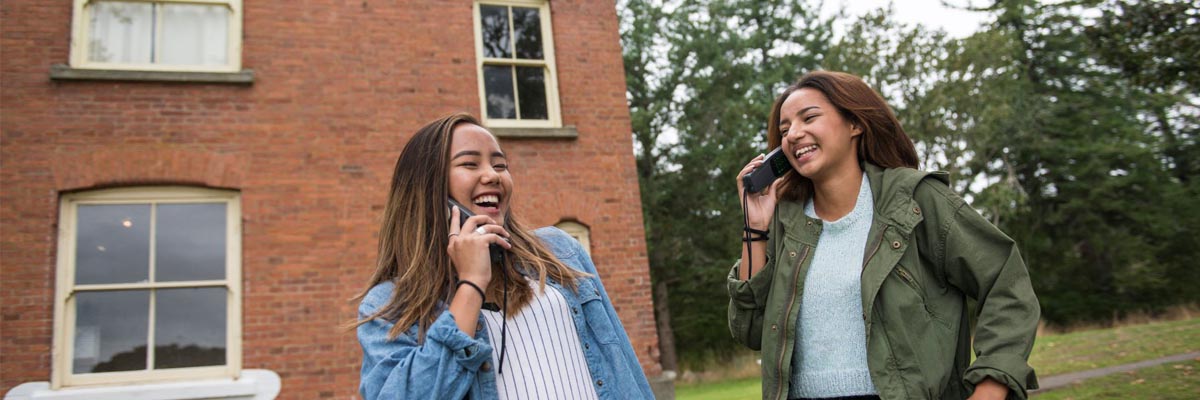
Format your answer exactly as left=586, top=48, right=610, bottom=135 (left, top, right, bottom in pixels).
left=619, top=0, right=1198, bottom=370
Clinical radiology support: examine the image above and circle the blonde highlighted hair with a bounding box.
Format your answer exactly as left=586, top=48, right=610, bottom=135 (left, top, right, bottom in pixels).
left=352, top=112, right=586, bottom=341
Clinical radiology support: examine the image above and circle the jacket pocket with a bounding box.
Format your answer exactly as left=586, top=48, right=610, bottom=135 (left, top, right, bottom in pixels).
left=894, top=264, right=950, bottom=327
left=894, top=265, right=925, bottom=301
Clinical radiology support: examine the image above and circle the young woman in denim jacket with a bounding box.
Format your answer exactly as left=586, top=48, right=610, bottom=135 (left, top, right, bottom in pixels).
left=730, top=72, right=1040, bottom=400
left=354, top=113, right=653, bottom=400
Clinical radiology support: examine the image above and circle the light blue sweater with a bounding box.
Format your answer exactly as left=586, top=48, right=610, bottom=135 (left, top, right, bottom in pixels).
left=789, top=173, right=878, bottom=398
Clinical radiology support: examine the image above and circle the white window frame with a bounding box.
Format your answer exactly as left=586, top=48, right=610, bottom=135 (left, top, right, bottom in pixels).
left=472, top=0, right=563, bottom=128
left=68, top=0, right=243, bottom=73
left=52, top=186, right=242, bottom=389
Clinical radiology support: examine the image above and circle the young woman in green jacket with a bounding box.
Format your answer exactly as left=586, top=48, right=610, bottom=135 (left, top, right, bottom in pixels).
left=728, top=71, right=1040, bottom=400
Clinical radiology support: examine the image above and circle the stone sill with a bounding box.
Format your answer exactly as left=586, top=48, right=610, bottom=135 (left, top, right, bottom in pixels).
left=490, top=126, right=579, bottom=139
left=4, top=369, right=280, bottom=400
left=49, top=64, right=255, bottom=84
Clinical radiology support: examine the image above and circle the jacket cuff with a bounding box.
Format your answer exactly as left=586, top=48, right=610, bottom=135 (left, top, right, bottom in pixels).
left=425, top=311, right=493, bottom=371
left=727, top=262, right=758, bottom=309
left=727, top=260, right=774, bottom=309
left=964, top=354, right=1039, bottom=399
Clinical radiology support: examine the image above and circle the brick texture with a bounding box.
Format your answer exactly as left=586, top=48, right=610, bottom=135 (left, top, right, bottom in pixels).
left=0, top=0, right=662, bottom=397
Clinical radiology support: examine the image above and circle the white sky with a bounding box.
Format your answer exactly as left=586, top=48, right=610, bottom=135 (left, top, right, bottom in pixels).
left=822, top=0, right=992, bottom=39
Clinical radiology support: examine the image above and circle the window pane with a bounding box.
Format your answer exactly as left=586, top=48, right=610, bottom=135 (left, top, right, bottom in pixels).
left=479, top=5, right=511, bottom=58
left=512, top=7, right=543, bottom=60
left=156, top=203, right=226, bottom=282
left=74, top=290, right=149, bottom=373
left=161, top=4, right=229, bottom=66
left=484, top=65, right=516, bottom=119
left=155, top=288, right=226, bottom=369
left=76, top=204, right=150, bottom=285
left=88, top=1, right=154, bottom=64
left=516, top=67, right=548, bottom=120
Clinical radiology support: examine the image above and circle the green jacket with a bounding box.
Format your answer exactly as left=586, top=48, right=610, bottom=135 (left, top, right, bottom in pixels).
left=727, top=163, right=1040, bottom=400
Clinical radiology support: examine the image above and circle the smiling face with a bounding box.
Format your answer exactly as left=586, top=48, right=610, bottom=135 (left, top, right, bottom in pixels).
left=777, top=88, right=863, bottom=183
left=448, top=123, right=513, bottom=225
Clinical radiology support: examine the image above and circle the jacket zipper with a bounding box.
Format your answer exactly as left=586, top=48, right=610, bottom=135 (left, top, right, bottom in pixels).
left=859, top=226, right=889, bottom=340
left=775, top=245, right=811, bottom=400
left=897, top=266, right=921, bottom=291
left=896, top=265, right=934, bottom=316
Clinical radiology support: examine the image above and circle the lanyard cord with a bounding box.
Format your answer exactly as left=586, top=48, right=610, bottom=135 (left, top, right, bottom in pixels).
left=742, top=187, right=753, bottom=278
left=496, top=254, right=509, bottom=375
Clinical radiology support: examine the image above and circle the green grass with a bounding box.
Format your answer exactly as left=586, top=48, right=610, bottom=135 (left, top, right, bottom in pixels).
left=1033, top=360, right=1200, bottom=399
left=675, top=377, right=761, bottom=400
left=1030, top=318, right=1200, bottom=376
left=675, top=317, right=1200, bottom=400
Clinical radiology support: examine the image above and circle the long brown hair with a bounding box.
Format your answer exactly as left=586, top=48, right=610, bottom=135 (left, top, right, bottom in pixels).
left=767, top=71, right=920, bottom=201
left=353, top=112, right=585, bottom=341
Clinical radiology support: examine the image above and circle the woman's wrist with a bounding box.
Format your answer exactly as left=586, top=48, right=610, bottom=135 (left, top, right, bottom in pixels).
left=457, top=273, right=491, bottom=288
left=456, top=279, right=488, bottom=302
left=742, top=226, right=769, bottom=242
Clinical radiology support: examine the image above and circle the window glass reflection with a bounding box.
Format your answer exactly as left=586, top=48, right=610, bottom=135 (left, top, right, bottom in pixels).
left=512, top=7, right=542, bottom=60
left=516, top=67, right=548, bottom=120
left=480, top=5, right=511, bottom=58
left=74, top=290, right=149, bottom=373
left=161, top=4, right=229, bottom=66
left=88, top=1, right=154, bottom=64
left=76, top=204, right=150, bottom=285
left=484, top=65, right=516, bottom=119
left=157, top=203, right=226, bottom=282
left=155, top=288, right=226, bottom=369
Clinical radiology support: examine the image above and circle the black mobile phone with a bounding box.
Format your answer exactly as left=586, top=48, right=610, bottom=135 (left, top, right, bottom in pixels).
left=742, top=147, right=789, bottom=194
left=448, top=198, right=505, bottom=264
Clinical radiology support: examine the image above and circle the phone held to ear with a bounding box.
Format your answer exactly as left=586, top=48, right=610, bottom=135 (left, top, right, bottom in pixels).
left=448, top=198, right=506, bottom=264
left=742, top=147, right=789, bottom=194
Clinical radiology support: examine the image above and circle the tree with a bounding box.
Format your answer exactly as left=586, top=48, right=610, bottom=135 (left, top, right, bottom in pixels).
left=621, top=0, right=832, bottom=369
left=955, top=0, right=1200, bottom=323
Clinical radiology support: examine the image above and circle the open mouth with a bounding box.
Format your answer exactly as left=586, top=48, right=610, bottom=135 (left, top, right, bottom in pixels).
left=794, top=144, right=818, bottom=160
left=472, top=194, right=501, bottom=213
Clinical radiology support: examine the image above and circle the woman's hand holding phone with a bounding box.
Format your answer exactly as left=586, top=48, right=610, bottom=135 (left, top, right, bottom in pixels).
left=447, top=205, right=512, bottom=289
left=737, top=154, right=780, bottom=230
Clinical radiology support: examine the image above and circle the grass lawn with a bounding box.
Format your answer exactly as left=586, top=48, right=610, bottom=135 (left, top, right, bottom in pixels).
left=675, top=317, right=1200, bottom=400
left=675, top=377, right=761, bottom=400
left=1030, top=317, right=1200, bottom=376
left=1032, top=360, right=1199, bottom=399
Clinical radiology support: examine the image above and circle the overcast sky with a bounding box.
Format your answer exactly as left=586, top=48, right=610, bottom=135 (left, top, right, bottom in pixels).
left=822, top=0, right=992, bottom=38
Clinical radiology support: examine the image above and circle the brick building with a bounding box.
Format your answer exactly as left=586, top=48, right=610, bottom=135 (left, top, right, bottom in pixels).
left=1, top=0, right=665, bottom=398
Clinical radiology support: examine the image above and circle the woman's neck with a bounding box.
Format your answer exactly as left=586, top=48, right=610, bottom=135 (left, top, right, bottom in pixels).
left=811, top=162, right=864, bottom=221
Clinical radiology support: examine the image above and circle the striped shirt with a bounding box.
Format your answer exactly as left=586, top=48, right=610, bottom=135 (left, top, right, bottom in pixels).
left=481, top=279, right=600, bottom=400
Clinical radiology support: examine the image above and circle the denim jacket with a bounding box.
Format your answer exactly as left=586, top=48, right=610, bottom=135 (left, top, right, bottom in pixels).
left=358, top=227, right=654, bottom=400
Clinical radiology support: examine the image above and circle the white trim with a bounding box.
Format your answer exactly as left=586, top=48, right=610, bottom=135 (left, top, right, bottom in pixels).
left=473, top=0, right=562, bottom=128
left=5, top=369, right=280, bottom=400
left=52, top=186, right=242, bottom=389
left=69, top=0, right=243, bottom=73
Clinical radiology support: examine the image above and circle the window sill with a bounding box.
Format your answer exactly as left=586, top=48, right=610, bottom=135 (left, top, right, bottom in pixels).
left=489, top=126, right=578, bottom=139
left=49, top=64, right=255, bottom=84
left=3, top=369, right=280, bottom=400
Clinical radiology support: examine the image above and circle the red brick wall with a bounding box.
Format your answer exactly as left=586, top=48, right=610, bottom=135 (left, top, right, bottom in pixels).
left=0, top=0, right=661, bottom=397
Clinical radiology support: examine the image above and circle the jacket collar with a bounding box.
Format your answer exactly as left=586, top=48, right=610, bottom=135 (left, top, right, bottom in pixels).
left=864, top=161, right=948, bottom=235
left=774, top=161, right=949, bottom=241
